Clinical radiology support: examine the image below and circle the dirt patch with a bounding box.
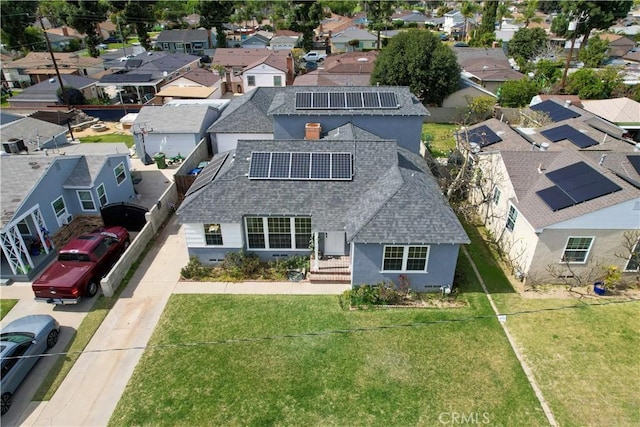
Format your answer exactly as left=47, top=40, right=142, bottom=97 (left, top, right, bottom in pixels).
left=73, top=122, right=128, bottom=138
left=51, top=215, right=104, bottom=249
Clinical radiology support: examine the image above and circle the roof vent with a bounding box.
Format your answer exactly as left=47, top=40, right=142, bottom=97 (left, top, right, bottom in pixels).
left=564, top=99, right=572, bottom=108
left=540, top=142, right=550, bottom=151
left=635, top=143, right=640, bottom=152
left=49, top=78, right=55, bottom=83
left=357, top=57, right=369, bottom=62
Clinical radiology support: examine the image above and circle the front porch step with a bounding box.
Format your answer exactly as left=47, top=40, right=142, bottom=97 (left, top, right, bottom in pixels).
left=309, top=272, right=351, bottom=284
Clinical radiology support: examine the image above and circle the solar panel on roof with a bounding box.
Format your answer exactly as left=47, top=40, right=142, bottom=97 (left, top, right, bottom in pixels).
left=311, top=153, right=331, bottom=179
left=269, top=152, right=291, bottom=178
left=330, top=92, right=345, bottom=108
left=467, top=125, right=502, bottom=147
left=628, top=156, right=640, bottom=176
left=249, top=152, right=270, bottom=178
left=290, top=152, right=311, bottom=178
left=331, top=153, right=352, bottom=179
left=346, top=92, right=363, bottom=109
left=363, top=92, right=379, bottom=108
left=540, top=124, right=598, bottom=148
left=313, top=92, right=329, bottom=109
left=379, top=92, right=398, bottom=108
left=295, top=92, right=312, bottom=109
left=537, top=161, right=622, bottom=210
left=185, top=153, right=229, bottom=197
left=537, top=186, right=575, bottom=211
left=530, top=100, right=581, bottom=122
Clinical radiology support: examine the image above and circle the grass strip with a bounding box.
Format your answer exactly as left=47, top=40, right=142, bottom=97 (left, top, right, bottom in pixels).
left=0, top=299, right=18, bottom=320
left=79, top=134, right=134, bottom=148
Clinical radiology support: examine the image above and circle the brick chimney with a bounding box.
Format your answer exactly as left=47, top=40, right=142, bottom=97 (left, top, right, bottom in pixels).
left=62, top=26, right=69, bottom=37
left=286, top=54, right=293, bottom=84
left=305, top=123, right=321, bottom=140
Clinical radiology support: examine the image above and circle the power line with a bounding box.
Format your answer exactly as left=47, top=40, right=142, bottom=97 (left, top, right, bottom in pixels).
left=4, top=297, right=639, bottom=361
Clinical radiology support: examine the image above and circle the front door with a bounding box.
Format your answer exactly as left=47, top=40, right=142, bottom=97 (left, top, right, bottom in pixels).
left=324, top=232, right=345, bottom=256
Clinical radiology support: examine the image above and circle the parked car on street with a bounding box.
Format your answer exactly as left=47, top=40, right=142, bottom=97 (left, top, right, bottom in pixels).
left=1, top=315, right=60, bottom=415
left=302, top=51, right=327, bottom=62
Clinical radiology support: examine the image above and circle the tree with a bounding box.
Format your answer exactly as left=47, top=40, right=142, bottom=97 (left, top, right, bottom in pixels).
left=460, top=1, right=480, bottom=41
left=286, top=1, right=325, bottom=52
left=516, top=0, right=542, bottom=27
left=367, top=0, right=395, bottom=49
left=550, top=12, right=570, bottom=37
left=23, top=27, right=47, bottom=52
left=496, top=1, right=513, bottom=30
left=534, top=58, right=563, bottom=88
left=198, top=0, right=234, bottom=48
left=565, top=67, right=622, bottom=99
left=110, top=0, right=157, bottom=51
left=578, top=34, right=609, bottom=67
left=64, top=0, right=109, bottom=58
left=497, top=78, right=539, bottom=107
left=470, top=0, right=497, bottom=47
left=371, top=29, right=460, bottom=105
left=0, top=0, right=39, bottom=52
left=562, top=1, right=633, bottom=54
left=507, top=27, right=548, bottom=67
left=57, top=86, right=87, bottom=105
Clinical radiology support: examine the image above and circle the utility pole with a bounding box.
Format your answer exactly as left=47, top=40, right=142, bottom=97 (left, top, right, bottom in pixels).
left=560, top=11, right=588, bottom=93
left=39, top=14, right=75, bottom=141
left=117, top=16, right=127, bottom=58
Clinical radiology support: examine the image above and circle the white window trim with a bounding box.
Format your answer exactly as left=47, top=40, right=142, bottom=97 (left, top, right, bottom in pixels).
left=244, top=217, right=310, bottom=251
left=76, top=190, right=96, bottom=211
left=17, top=219, right=31, bottom=235
left=114, top=162, right=126, bottom=186
left=51, top=196, right=69, bottom=224
left=492, top=186, right=501, bottom=205
left=560, top=236, right=595, bottom=264
left=624, top=240, right=640, bottom=272
left=97, top=183, right=108, bottom=207
left=247, top=75, right=256, bottom=86
left=273, top=75, right=282, bottom=86
left=381, top=245, right=430, bottom=273
left=204, top=223, right=224, bottom=246
left=505, top=205, right=518, bottom=232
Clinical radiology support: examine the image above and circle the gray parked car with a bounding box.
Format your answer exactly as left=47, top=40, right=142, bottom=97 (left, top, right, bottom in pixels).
left=1, top=315, right=59, bottom=415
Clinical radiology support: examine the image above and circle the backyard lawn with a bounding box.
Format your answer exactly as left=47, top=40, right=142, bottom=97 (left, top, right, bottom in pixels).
left=422, top=123, right=458, bottom=157
left=110, top=260, right=548, bottom=426
left=79, top=134, right=134, bottom=148
left=0, top=299, right=17, bottom=320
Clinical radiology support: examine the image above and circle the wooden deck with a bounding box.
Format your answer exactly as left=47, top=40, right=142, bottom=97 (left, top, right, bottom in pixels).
left=309, top=255, right=351, bottom=284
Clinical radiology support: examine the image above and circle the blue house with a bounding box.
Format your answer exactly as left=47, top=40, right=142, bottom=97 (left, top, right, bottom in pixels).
left=178, top=86, right=469, bottom=291
left=0, top=144, right=136, bottom=281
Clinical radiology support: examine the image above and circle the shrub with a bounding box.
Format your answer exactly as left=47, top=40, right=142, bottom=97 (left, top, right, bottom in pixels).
left=221, top=251, right=262, bottom=279
left=344, top=281, right=407, bottom=307
left=180, top=256, right=212, bottom=280
left=270, top=255, right=310, bottom=279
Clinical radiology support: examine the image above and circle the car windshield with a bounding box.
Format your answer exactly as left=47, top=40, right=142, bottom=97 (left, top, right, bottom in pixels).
left=0, top=332, right=34, bottom=344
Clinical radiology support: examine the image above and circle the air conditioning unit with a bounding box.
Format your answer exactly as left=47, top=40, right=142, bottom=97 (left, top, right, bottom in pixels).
left=58, top=214, right=73, bottom=226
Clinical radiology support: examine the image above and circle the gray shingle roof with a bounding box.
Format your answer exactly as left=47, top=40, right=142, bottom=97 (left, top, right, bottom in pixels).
left=156, top=29, right=209, bottom=43
left=177, top=138, right=468, bottom=244
left=207, top=87, right=278, bottom=134
left=0, top=117, right=67, bottom=145
left=63, top=156, right=110, bottom=187
left=10, top=75, right=97, bottom=103
left=134, top=105, right=213, bottom=134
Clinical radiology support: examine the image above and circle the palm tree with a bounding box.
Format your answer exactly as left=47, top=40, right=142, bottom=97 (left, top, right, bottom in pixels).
left=517, top=0, right=543, bottom=28
left=497, top=1, right=514, bottom=30
left=460, top=1, right=480, bottom=41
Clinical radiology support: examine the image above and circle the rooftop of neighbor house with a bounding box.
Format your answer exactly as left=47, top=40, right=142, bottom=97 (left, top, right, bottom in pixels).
left=5, top=51, right=103, bottom=68
left=133, top=105, right=215, bottom=133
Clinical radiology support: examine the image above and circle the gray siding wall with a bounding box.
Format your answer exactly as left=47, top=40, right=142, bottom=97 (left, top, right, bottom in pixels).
left=272, top=115, right=424, bottom=154
left=352, top=242, right=460, bottom=291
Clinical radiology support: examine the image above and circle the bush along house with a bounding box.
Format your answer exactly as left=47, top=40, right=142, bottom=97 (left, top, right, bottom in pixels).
left=177, top=86, right=469, bottom=291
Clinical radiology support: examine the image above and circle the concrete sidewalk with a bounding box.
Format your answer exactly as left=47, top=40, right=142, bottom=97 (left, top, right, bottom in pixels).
left=13, top=216, right=349, bottom=426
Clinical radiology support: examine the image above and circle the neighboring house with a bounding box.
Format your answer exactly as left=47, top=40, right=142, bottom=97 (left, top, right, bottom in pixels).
left=155, top=29, right=212, bottom=55
left=212, top=49, right=291, bottom=94
left=8, top=75, right=101, bottom=109
left=132, top=104, right=221, bottom=161
left=241, top=32, right=271, bottom=48
left=441, top=77, right=497, bottom=109
left=242, top=53, right=293, bottom=92
left=178, top=85, right=469, bottom=291
left=2, top=52, right=105, bottom=86
left=581, top=97, right=640, bottom=141
left=464, top=101, right=640, bottom=284
left=294, top=50, right=377, bottom=86
left=443, top=10, right=464, bottom=34
left=424, top=16, right=446, bottom=30
left=596, top=33, right=637, bottom=58
left=454, top=47, right=525, bottom=94
left=1, top=116, right=68, bottom=151
left=330, top=27, right=377, bottom=53
left=269, top=35, right=301, bottom=51
left=317, top=13, right=355, bottom=38
left=394, top=11, right=428, bottom=27
left=155, top=68, right=223, bottom=102
left=97, top=20, right=117, bottom=41
left=97, top=51, right=201, bottom=103
left=0, top=144, right=135, bottom=281
left=44, top=31, right=83, bottom=52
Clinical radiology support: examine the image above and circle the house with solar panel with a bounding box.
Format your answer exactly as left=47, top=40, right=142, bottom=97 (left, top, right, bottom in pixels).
left=462, top=99, right=640, bottom=284
left=177, top=86, right=470, bottom=290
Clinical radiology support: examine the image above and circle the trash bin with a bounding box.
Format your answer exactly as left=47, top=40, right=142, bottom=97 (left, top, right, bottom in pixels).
left=154, top=153, right=167, bottom=169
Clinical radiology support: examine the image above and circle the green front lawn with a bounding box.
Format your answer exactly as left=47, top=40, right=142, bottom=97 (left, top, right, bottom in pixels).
left=79, top=134, right=134, bottom=148
left=422, top=123, right=458, bottom=157
left=0, top=299, right=18, bottom=320
left=110, top=270, right=547, bottom=426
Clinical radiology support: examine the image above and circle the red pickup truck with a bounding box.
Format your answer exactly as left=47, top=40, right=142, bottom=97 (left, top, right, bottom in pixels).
left=32, top=226, right=130, bottom=305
